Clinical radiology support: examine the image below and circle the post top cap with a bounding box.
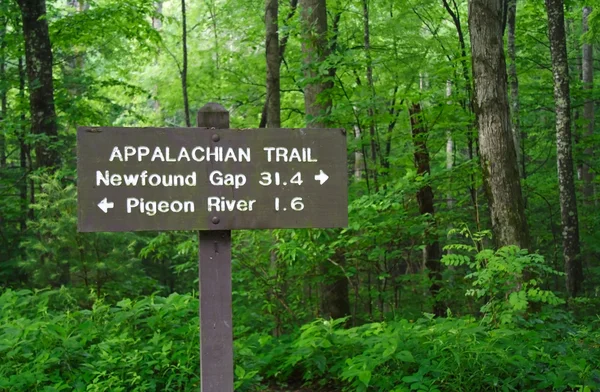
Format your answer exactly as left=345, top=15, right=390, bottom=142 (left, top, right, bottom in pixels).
left=198, top=102, right=227, bottom=112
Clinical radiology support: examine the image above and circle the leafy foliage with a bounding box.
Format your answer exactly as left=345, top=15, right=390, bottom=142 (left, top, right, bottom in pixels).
left=0, top=0, right=599, bottom=390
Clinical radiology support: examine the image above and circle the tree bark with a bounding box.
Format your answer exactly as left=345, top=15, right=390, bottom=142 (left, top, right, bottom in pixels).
left=259, top=0, right=298, bottom=128
left=299, top=0, right=349, bottom=320
left=16, top=0, right=60, bottom=169
left=354, top=126, right=363, bottom=181
left=18, top=56, right=29, bottom=230
left=581, top=6, right=594, bottom=204
left=181, top=0, right=190, bottom=127
left=266, top=0, right=283, bottom=335
left=468, top=0, right=530, bottom=249
left=152, top=1, right=162, bottom=29
left=300, top=0, right=333, bottom=126
left=545, top=0, right=582, bottom=297
left=265, top=0, right=280, bottom=128
left=363, top=0, right=378, bottom=191
left=0, top=12, right=6, bottom=167
left=446, top=80, right=454, bottom=210
left=409, top=103, right=444, bottom=317
left=507, top=0, right=524, bottom=180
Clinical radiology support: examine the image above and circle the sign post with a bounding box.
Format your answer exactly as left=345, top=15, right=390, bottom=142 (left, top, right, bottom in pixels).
left=76, top=102, right=348, bottom=392
left=197, top=103, right=233, bottom=391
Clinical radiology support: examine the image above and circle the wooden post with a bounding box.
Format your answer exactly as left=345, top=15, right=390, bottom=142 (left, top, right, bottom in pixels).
left=197, top=103, right=233, bottom=392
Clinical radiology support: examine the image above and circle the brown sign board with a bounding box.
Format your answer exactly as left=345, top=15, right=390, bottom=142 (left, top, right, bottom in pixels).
left=77, top=127, right=348, bottom=232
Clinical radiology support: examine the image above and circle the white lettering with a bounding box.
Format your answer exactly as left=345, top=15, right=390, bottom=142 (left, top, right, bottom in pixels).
left=239, top=148, right=251, bottom=162
left=149, top=174, right=161, bottom=186
left=165, top=147, right=176, bottom=162
left=206, top=147, right=220, bottom=161
left=262, top=146, right=317, bottom=162
left=110, top=174, right=122, bottom=186
left=171, top=200, right=183, bottom=213
left=192, top=147, right=205, bottom=162
left=151, top=147, right=165, bottom=162
left=146, top=201, right=157, bottom=216
left=123, top=174, right=139, bottom=186
left=264, top=147, right=275, bottom=162
left=126, top=198, right=194, bottom=215
left=178, top=147, right=190, bottom=161
left=224, top=148, right=237, bottom=161
left=127, top=198, right=140, bottom=213
left=109, top=147, right=123, bottom=162
left=306, top=147, right=318, bottom=162
left=207, top=196, right=256, bottom=212
left=95, top=171, right=196, bottom=187
left=124, top=146, right=136, bottom=161
left=138, top=146, right=150, bottom=161
left=276, top=147, right=287, bottom=162
left=96, top=170, right=110, bottom=186
left=289, top=148, right=301, bottom=162
left=185, top=173, right=196, bottom=186
left=209, top=170, right=246, bottom=189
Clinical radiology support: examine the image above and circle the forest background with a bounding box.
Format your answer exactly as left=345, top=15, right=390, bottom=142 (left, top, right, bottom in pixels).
left=1, top=0, right=600, bottom=390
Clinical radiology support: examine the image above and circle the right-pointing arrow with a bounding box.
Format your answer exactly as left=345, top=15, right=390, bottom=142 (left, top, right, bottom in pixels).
left=98, top=198, right=114, bottom=213
left=314, top=170, right=329, bottom=185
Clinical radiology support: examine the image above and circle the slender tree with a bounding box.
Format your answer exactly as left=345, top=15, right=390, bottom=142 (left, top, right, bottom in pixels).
left=260, top=0, right=298, bottom=127
left=18, top=56, right=30, bottom=229
left=507, top=0, right=524, bottom=180
left=409, top=103, right=444, bottom=317
left=545, top=0, right=582, bottom=297
left=299, top=0, right=349, bottom=320
left=181, top=0, right=190, bottom=126
left=16, top=0, right=59, bottom=169
left=581, top=6, right=594, bottom=204
left=468, top=0, right=530, bottom=249
left=265, top=0, right=280, bottom=129
left=362, top=0, right=378, bottom=191
left=446, top=80, right=453, bottom=210
left=0, top=8, right=6, bottom=167
left=152, top=1, right=162, bottom=29
left=300, top=0, right=332, bottom=125
left=442, top=0, right=478, bottom=223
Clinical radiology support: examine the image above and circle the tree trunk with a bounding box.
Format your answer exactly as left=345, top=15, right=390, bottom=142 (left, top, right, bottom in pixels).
left=446, top=80, right=453, bottom=210
left=266, top=0, right=283, bottom=335
left=468, top=0, right=530, bottom=249
left=152, top=1, right=162, bottom=29
left=545, top=0, right=583, bottom=297
left=409, top=103, right=444, bottom=317
left=0, top=12, right=6, bottom=167
left=16, top=0, right=60, bottom=169
left=362, top=0, right=378, bottom=191
left=442, top=0, right=478, bottom=225
left=18, top=56, right=29, bottom=231
left=265, top=0, right=280, bottom=129
left=181, top=0, right=190, bottom=127
left=507, top=0, right=524, bottom=180
left=354, top=126, right=363, bottom=181
left=259, top=0, right=298, bottom=128
left=581, top=6, right=594, bottom=204
left=300, top=0, right=332, bottom=125
left=299, top=0, right=349, bottom=320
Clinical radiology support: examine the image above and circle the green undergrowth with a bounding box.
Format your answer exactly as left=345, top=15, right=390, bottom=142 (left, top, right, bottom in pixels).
left=0, top=289, right=200, bottom=391
left=1, top=288, right=599, bottom=392
left=237, top=314, right=600, bottom=392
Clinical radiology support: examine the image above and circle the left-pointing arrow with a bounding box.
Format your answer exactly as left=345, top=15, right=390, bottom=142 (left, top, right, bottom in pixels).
left=98, top=198, right=114, bottom=213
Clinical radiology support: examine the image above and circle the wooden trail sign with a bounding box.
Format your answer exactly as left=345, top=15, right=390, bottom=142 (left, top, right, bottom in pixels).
left=77, top=125, right=347, bottom=232
left=77, top=103, right=348, bottom=392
